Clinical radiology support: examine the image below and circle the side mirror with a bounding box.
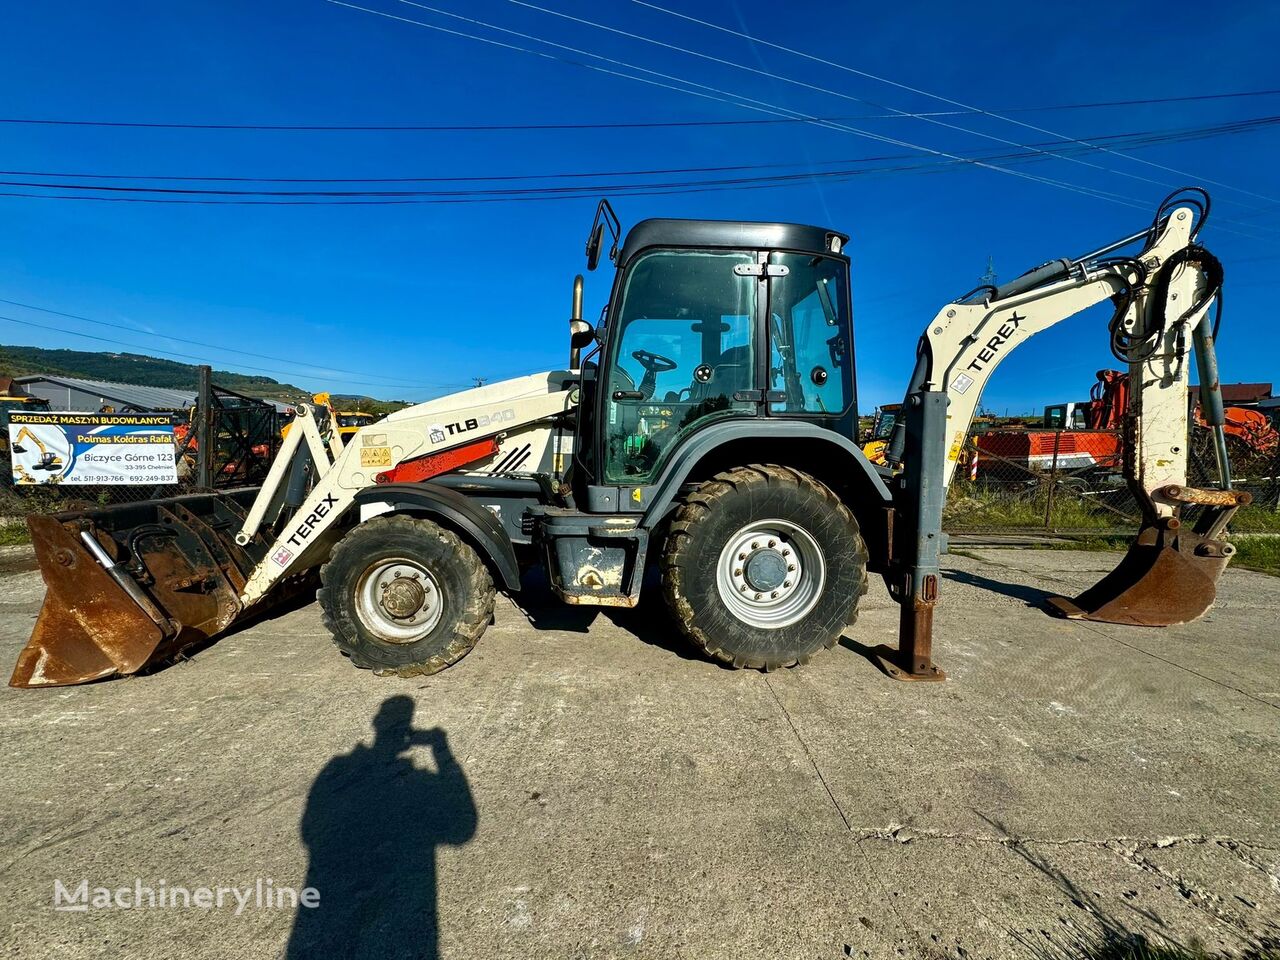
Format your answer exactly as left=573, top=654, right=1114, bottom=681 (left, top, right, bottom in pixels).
left=585, top=223, right=604, bottom=272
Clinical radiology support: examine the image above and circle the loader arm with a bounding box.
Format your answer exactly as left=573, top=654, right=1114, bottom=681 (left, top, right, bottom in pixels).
left=879, top=189, right=1247, bottom=681
left=237, top=381, right=575, bottom=607
left=10, top=374, right=576, bottom=687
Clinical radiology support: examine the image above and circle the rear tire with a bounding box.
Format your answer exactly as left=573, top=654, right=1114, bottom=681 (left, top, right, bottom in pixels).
left=318, top=514, right=495, bottom=677
left=661, top=464, right=868, bottom=670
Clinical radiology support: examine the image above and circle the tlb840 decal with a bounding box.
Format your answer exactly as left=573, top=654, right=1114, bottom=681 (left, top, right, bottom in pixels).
left=427, top=407, right=517, bottom=446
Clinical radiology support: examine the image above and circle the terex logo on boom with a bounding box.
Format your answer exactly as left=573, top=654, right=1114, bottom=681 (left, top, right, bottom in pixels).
left=965, top=311, right=1025, bottom=373
left=287, top=494, right=339, bottom=548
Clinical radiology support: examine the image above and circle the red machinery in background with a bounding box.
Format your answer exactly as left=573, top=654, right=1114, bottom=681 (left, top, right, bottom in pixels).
left=972, top=371, right=1276, bottom=484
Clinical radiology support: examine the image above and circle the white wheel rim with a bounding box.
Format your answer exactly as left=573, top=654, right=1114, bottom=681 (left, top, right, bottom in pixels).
left=715, top=519, right=825, bottom=629
left=355, top=557, right=444, bottom=643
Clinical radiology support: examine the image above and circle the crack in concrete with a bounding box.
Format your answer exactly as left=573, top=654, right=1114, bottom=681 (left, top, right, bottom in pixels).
left=762, top=676, right=850, bottom=831
left=854, top=825, right=1280, bottom=942
left=849, top=825, right=1279, bottom=854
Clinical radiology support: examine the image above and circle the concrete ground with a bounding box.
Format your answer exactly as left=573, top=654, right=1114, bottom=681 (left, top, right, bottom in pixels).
left=1, top=546, right=1277, bottom=959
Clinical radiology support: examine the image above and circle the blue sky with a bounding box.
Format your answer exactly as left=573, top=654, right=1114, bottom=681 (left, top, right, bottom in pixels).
left=1, top=0, right=1277, bottom=413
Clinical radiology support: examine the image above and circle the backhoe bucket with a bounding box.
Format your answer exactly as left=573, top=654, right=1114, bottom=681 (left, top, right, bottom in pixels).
left=10, top=490, right=264, bottom=688
left=1046, top=502, right=1245, bottom=627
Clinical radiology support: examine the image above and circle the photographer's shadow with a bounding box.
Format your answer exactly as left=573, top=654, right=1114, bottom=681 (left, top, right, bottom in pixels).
left=286, top=696, right=477, bottom=960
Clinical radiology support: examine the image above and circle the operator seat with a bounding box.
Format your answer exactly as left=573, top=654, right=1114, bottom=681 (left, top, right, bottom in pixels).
left=689, top=344, right=752, bottom=402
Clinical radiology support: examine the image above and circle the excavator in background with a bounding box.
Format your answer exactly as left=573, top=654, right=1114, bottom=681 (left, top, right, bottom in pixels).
left=973, top=368, right=1277, bottom=485
left=860, top=403, right=901, bottom=465
left=10, top=188, right=1250, bottom=689
left=282, top=394, right=383, bottom=441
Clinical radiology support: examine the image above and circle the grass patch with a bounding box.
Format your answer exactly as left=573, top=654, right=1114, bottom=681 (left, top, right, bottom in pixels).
left=946, top=482, right=1127, bottom=531
left=1232, top=535, right=1280, bottom=577
left=1230, top=504, right=1280, bottom=532
left=0, top=523, right=30, bottom=546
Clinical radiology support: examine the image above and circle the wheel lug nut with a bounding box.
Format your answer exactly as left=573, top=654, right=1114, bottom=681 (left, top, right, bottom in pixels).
left=768, top=539, right=776, bottom=548
left=738, top=552, right=746, bottom=560
left=734, top=568, right=742, bottom=576
left=754, top=593, right=762, bottom=600
left=783, top=580, right=791, bottom=588
left=770, top=590, right=778, bottom=598
left=787, top=564, right=796, bottom=572
left=751, top=541, right=759, bottom=549
left=782, top=549, right=790, bottom=557
left=739, top=585, right=747, bottom=593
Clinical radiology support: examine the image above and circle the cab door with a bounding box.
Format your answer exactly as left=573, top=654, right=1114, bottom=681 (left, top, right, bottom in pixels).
left=763, top=251, right=855, bottom=428
left=600, top=249, right=760, bottom=484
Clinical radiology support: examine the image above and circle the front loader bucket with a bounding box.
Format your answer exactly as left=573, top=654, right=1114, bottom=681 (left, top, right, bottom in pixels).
left=1046, top=515, right=1239, bottom=627
left=10, top=490, right=265, bottom=688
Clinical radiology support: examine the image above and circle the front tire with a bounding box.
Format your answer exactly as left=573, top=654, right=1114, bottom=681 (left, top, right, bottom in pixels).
left=661, top=465, right=868, bottom=669
left=318, top=514, right=495, bottom=677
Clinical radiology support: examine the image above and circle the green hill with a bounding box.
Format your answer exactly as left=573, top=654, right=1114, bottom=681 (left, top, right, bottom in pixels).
left=1, top=344, right=314, bottom=404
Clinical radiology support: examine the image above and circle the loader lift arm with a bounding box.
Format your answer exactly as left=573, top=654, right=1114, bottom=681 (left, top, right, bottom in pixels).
left=877, top=188, right=1248, bottom=680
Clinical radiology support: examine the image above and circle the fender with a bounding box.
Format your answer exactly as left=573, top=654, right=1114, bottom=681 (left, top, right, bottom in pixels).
left=354, top=481, right=522, bottom=591
left=641, top=419, right=892, bottom=527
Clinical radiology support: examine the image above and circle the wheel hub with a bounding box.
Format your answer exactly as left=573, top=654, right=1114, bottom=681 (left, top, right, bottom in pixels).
left=382, top=577, right=427, bottom=619
left=356, top=559, right=444, bottom=643
left=743, top=549, right=787, bottom=592
left=716, top=520, right=825, bottom=628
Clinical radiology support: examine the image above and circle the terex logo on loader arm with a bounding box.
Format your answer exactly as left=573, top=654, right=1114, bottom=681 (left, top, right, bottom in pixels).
left=287, top=494, right=340, bottom=549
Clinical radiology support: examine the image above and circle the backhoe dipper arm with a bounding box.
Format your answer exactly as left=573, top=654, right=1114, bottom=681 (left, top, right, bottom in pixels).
left=878, top=191, right=1246, bottom=681
left=893, top=203, right=1211, bottom=497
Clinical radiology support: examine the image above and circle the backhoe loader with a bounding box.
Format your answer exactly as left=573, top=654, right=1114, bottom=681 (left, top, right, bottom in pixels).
left=10, top=187, right=1248, bottom=688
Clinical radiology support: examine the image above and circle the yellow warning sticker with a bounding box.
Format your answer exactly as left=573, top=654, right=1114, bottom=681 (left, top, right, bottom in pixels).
left=360, top=446, right=392, bottom=468
left=947, top=431, right=964, bottom=462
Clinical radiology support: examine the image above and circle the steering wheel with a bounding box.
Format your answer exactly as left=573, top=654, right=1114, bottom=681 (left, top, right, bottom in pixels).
left=631, top=349, right=678, bottom=399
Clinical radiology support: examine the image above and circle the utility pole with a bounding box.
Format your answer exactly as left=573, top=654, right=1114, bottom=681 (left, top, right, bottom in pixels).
left=979, top=256, right=997, bottom=288
left=196, top=364, right=215, bottom=490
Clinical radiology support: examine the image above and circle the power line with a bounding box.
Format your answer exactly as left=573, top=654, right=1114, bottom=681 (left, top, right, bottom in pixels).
left=3, top=88, right=1277, bottom=131
left=631, top=0, right=1280, bottom=206
left=329, top=1, right=1156, bottom=213
left=0, top=297, right=467, bottom=388
left=505, top=0, right=1275, bottom=220
left=0, top=312, right=453, bottom=393
left=9, top=114, right=1277, bottom=184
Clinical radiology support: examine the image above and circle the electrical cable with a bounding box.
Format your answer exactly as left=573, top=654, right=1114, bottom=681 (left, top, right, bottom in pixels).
left=504, top=0, right=1239, bottom=213
left=8, top=114, right=1276, bottom=185
left=0, top=313, right=453, bottom=394
left=630, top=0, right=1280, bottom=207
left=5, top=88, right=1278, bottom=131
left=327, top=0, right=1159, bottom=213
left=0, top=297, right=469, bottom=389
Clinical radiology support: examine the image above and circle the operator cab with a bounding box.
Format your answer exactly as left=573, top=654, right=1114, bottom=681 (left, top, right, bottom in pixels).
left=571, top=208, right=857, bottom=504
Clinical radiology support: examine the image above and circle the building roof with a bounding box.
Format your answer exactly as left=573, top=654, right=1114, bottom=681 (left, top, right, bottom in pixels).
left=1218, top=382, right=1272, bottom=404
left=17, top=374, right=196, bottom=411
left=14, top=374, right=293, bottom=413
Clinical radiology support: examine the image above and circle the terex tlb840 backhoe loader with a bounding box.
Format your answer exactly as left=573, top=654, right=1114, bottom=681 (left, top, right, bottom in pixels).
left=11, top=188, right=1248, bottom=688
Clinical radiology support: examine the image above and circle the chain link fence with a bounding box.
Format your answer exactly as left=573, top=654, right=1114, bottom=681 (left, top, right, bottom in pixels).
left=946, top=424, right=1280, bottom=535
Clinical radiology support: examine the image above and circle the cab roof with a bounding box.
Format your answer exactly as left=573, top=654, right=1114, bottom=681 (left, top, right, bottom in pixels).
left=617, top=218, right=849, bottom=267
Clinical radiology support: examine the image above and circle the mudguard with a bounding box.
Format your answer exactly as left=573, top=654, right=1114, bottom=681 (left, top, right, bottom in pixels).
left=354, top=482, right=522, bottom=591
